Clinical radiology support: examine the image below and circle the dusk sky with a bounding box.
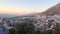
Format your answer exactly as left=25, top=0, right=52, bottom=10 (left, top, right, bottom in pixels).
left=0, top=0, right=60, bottom=15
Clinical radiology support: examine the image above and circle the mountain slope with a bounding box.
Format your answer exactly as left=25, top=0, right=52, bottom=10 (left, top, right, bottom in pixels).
left=41, top=3, right=60, bottom=16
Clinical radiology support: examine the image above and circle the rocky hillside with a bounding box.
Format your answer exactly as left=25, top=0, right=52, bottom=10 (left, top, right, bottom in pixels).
left=42, top=3, right=60, bottom=16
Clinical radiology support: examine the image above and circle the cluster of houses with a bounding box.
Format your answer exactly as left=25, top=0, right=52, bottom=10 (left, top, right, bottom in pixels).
left=0, top=17, right=15, bottom=33
left=34, top=15, right=60, bottom=32
left=12, top=15, right=60, bottom=32
left=0, top=14, right=60, bottom=33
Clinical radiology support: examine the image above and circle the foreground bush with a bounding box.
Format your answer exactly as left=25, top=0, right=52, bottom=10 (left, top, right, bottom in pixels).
left=15, top=23, right=36, bottom=34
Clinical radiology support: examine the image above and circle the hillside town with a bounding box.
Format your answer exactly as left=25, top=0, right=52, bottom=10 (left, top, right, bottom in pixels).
left=0, top=14, right=60, bottom=34
left=0, top=2, right=60, bottom=34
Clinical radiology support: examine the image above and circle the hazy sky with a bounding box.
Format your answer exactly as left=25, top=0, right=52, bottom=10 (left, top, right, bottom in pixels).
left=0, top=0, right=60, bottom=15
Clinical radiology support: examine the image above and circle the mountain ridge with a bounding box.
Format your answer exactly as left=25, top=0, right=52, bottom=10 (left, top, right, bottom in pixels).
left=41, top=3, right=60, bottom=16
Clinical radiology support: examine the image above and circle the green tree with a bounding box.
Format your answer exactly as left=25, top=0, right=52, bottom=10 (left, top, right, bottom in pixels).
left=54, top=23, right=60, bottom=34
left=15, top=23, right=36, bottom=34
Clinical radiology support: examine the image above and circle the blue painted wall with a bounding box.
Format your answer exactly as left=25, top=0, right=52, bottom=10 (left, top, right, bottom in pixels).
left=0, top=30, right=8, bottom=34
